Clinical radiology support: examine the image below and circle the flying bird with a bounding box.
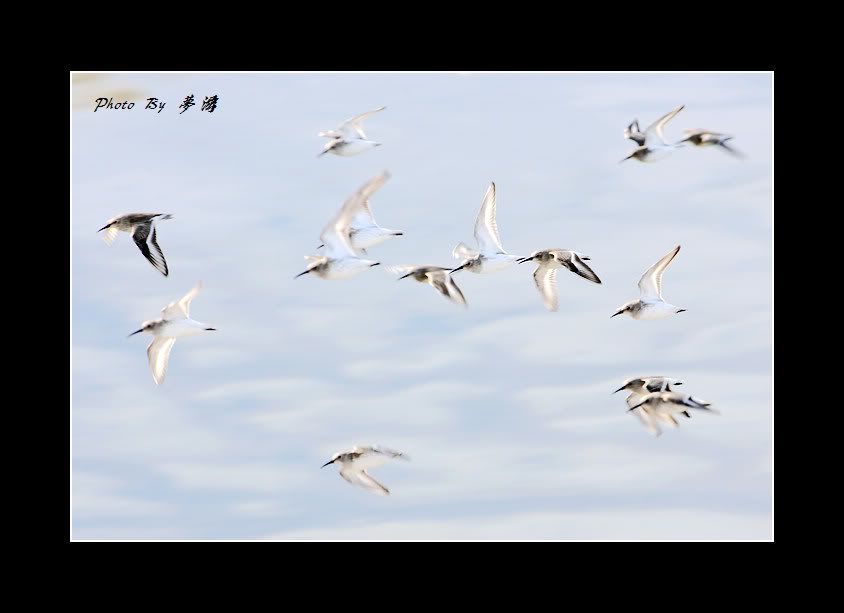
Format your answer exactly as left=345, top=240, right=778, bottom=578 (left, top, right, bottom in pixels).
left=627, top=392, right=717, bottom=427
left=128, top=281, right=216, bottom=385
left=296, top=172, right=389, bottom=280
left=620, top=105, right=685, bottom=163
left=317, top=196, right=403, bottom=254
left=98, top=213, right=173, bottom=276
left=318, top=106, right=386, bottom=157
left=387, top=265, right=467, bottom=307
left=679, top=129, right=745, bottom=157
left=614, top=376, right=687, bottom=436
left=517, top=249, right=601, bottom=311
left=451, top=182, right=520, bottom=274
left=321, top=445, right=409, bottom=496
left=612, top=245, right=685, bottom=320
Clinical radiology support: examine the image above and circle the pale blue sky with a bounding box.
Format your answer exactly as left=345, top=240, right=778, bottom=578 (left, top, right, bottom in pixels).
left=71, top=72, right=772, bottom=540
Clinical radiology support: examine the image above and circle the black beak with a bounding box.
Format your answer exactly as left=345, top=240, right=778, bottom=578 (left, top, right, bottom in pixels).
left=97, top=224, right=111, bottom=232
left=677, top=309, right=686, bottom=313
left=450, top=264, right=466, bottom=273
left=205, top=327, right=217, bottom=331
left=393, top=232, right=404, bottom=236
left=370, top=262, right=380, bottom=267
left=517, top=257, right=534, bottom=264
left=613, top=386, right=626, bottom=394
left=128, top=328, right=144, bottom=337
left=611, top=310, right=624, bottom=318
left=294, top=270, right=310, bottom=279
left=627, top=404, right=643, bottom=412
left=321, top=460, right=333, bottom=468
left=398, top=272, right=413, bottom=280
left=316, top=244, right=325, bottom=249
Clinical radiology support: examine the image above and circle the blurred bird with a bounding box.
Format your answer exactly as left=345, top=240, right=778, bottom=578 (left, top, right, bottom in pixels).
left=679, top=129, right=745, bottom=158
left=296, top=172, right=389, bottom=279
left=318, top=106, right=386, bottom=157
left=321, top=445, right=409, bottom=496
left=387, top=264, right=467, bottom=307
left=620, top=105, right=685, bottom=163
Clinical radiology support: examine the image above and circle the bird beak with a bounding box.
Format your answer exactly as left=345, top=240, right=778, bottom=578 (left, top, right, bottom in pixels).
left=450, top=264, right=466, bottom=273
left=128, top=328, right=144, bottom=337
left=370, top=262, right=381, bottom=267
left=619, top=155, right=632, bottom=164
left=205, top=327, right=217, bottom=331
left=613, top=386, right=626, bottom=394
left=398, top=272, right=413, bottom=280
left=321, top=460, right=334, bottom=468
left=517, top=257, right=534, bottom=264
left=675, top=381, right=684, bottom=386
left=97, top=224, right=111, bottom=232
left=393, top=232, right=404, bottom=236
left=294, top=270, right=310, bottom=279
left=316, top=244, right=325, bottom=250
left=611, top=309, right=624, bottom=318
left=627, top=404, right=644, bottom=412
left=677, top=309, right=687, bottom=313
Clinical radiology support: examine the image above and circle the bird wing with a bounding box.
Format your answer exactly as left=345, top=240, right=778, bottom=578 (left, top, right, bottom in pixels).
left=350, top=198, right=377, bottom=227
left=533, top=265, right=559, bottom=312
left=429, top=270, right=467, bottom=306
left=570, top=253, right=601, bottom=284
left=338, top=106, right=386, bottom=139
left=644, top=105, right=684, bottom=146
left=102, top=226, right=120, bottom=245
left=638, top=245, right=680, bottom=300
left=147, top=337, right=176, bottom=385
left=452, top=242, right=479, bottom=260
left=132, top=223, right=169, bottom=276
left=320, top=172, right=390, bottom=258
left=340, top=468, right=390, bottom=495
left=161, top=281, right=202, bottom=319
left=473, top=182, right=504, bottom=254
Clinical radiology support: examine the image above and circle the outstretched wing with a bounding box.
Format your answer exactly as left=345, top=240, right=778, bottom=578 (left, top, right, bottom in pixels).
left=644, top=105, right=684, bottom=146
left=340, top=469, right=390, bottom=496
left=337, top=106, right=387, bottom=138
left=638, top=245, right=680, bottom=300
left=162, top=281, right=202, bottom=318
left=533, top=265, right=559, bottom=312
left=473, top=182, right=504, bottom=254
left=320, top=172, right=390, bottom=258
left=147, top=337, right=176, bottom=385
left=132, top=223, right=169, bottom=276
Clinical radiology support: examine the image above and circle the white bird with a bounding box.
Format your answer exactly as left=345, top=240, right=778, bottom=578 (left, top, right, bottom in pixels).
left=620, top=105, right=685, bottom=163
left=614, top=376, right=687, bottom=436
left=678, top=129, right=745, bottom=158
left=317, top=197, right=403, bottom=255
left=128, top=281, right=216, bottom=385
left=624, top=119, right=645, bottom=146
left=612, top=245, right=685, bottom=320
left=516, top=249, right=601, bottom=311
left=627, top=391, right=717, bottom=425
left=295, top=172, right=389, bottom=280
left=321, top=445, right=409, bottom=496
left=97, top=213, right=173, bottom=276
left=318, top=106, right=385, bottom=157
left=387, top=264, right=467, bottom=307
left=451, top=182, right=520, bottom=274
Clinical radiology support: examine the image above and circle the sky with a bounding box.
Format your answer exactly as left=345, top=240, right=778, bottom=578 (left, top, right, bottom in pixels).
left=71, top=72, right=773, bottom=540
